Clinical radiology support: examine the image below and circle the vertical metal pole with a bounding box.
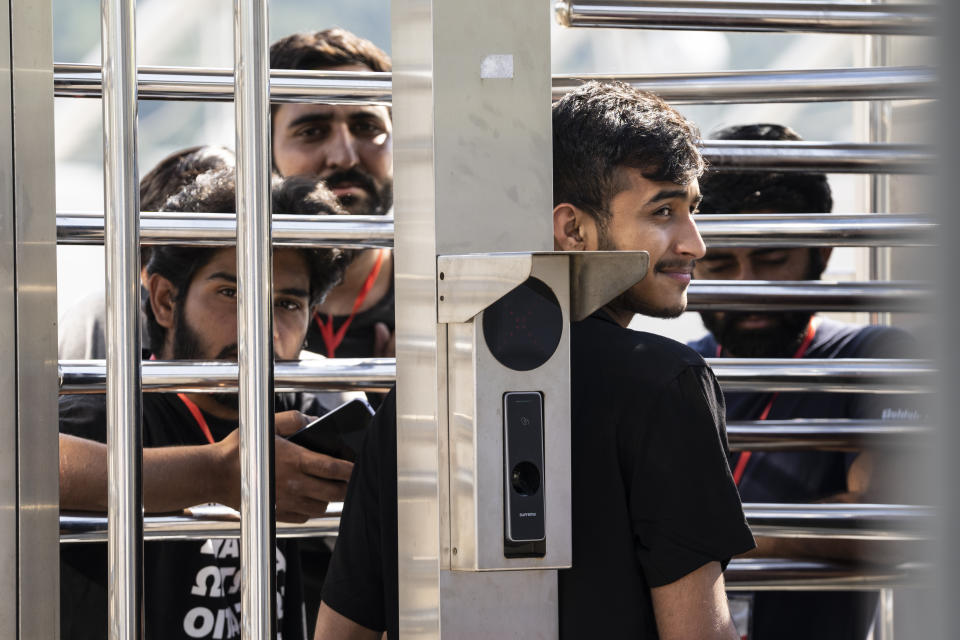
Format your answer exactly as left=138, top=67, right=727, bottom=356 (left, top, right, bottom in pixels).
left=101, top=0, right=143, bottom=636
left=10, top=0, right=60, bottom=634
left=233, top=0, right=276, bottom=637
left=875, top=588, right=896, bottom=640
left=867, top=0, right=892, bottom=326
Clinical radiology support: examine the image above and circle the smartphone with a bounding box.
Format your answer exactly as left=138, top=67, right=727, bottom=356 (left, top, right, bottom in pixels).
left=287, top=398, right=375, bottom=462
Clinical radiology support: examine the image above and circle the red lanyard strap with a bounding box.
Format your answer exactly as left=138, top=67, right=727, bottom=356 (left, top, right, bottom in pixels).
left=178, top=393, right=215, bottom=445
left=314, top=249, right=386, bottom=358
left=721, top=317, right=820, bottom=486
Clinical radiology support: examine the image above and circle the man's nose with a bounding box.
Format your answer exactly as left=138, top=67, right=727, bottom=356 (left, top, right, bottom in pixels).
left=323, top=125, right=360, bottom=170
left=677, top=214, right=706, bottom=260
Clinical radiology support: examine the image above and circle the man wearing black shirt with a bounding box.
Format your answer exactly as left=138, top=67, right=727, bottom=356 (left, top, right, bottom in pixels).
left=313, top=82, right=755, bottom=639
left=270, top=29, right=396, bottom=360
left=689, top=123, right=921, bottom=639
left=59, top=170, right=355, bottom=639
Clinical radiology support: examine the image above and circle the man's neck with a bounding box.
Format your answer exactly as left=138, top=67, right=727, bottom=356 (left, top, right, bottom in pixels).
left=316, top=248, right=393, bottom=317
left=601, top=303, right=634, bottom=328
left=182, top=392, right=238, bottom=421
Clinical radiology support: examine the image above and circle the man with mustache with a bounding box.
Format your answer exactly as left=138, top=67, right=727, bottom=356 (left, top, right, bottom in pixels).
left=58, top=169, right=353, bottom=639
left=312, top=82, right=756, bottom=640
left=270, top=29, right=396, bottom=360
left=689, top=123, right=921, bottom=640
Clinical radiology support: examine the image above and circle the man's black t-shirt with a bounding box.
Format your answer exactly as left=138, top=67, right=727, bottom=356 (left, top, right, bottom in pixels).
left=305, top=278, right=394, bottom=359
left=321, top=311, right=755, bottom=637
left=59, top=392, right=321, bottom=640
left=689, top=317, right=921, bottom=640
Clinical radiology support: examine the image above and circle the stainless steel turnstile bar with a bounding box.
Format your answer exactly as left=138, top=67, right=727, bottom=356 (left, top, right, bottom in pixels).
left=553, top=67, right=935, bottom=104
left=57, top=358, right=931, bottom=394
left=728, top=419, right=931, bottom=451
left=54, top=64, right=935, bottom=105
left=54, top=212, right=933, bottom=249
left=725, top=558, right=928, bottom=591
left=100, top=0, right=143, bottom=635
left=61, top=510, right=342, bottom=543
left=553, top=0, right=936, bottom=35
left=234, top=0, right=274, bottom=635
left=693, top=214, right=936, bottom=248
left=687, top=280, right=931, bottom=312
left=744, top=503, right=931, bottom=541
left=59, top=358, right=397, bottom=393
left=709, top=358, right=932, bottom=393
left=57, top=213, right=395, bottom=248
left=54, top=64, right=392, bottom=105
left=702, top=141, right=932, bottom=174
left=59, top=503, right=930, bottom=543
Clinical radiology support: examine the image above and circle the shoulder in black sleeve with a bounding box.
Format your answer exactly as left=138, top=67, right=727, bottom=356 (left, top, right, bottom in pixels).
left=321, top=388, right=399, bottom=637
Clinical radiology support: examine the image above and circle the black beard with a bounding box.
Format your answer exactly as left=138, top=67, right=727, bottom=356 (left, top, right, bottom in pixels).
left=699, top=247, right=825, bottom=357
left=172, top=303, right=239, bottom=412
left=701, top=310, right=813, bottom=357
left=599, top=227, right=688, bottom=319
left=325, top=168, right=393, bottom=216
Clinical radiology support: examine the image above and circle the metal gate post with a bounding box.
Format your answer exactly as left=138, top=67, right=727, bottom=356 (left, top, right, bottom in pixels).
left=392, top=0, right=559, bottom=636
left=4, top=0, right=60, bottom=636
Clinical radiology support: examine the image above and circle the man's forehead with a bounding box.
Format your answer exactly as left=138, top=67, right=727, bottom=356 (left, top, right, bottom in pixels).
left=615, top=166, right=700, bottom=199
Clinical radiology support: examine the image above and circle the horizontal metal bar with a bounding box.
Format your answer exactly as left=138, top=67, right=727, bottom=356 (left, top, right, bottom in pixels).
left=725, top=558, right=929, bottom=591
left=728, top=419, right=932, bottom=451
left=708, top=358, right=932, bottom=393
left=695, top=214, right=936, bottom=247
left=55, top=213, right=936, bottom=249
left=60, top=505, right=341, bottom=543
left=54, top=64, right=392, bottom=105
left=57, top=212, right=394, bottom=249
left=553, top=66, right=936, bottom=104
left=702, top=141, right=932, bottom=174
left=687, top=280, right=932, bottom=312
left=57, top=64, right=936, bottom=106
left=58, top=358, right=930, bottom=395
left=554, top=0, right=935, bottom=36
left=59, top=358, right=396, bottom=394
left=60, top=503, right=929, bottom=544
left=743, top=503, right=932, bottom=541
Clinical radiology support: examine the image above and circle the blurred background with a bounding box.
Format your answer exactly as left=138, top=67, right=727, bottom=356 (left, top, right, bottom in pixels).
left=53, top=0, right=933, bottom=343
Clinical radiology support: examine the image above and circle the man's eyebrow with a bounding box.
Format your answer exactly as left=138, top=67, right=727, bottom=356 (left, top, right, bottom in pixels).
left=286, top=112, right=333, bottom=130
left=644, top=188, right=692, bottom=206
left=206, top=272, right=237, bottom=283
left=277, top=286, right=310, bottom=299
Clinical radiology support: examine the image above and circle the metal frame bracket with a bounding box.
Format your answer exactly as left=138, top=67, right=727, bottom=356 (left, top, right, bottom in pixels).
left=437, top=250, right=649, bottom=324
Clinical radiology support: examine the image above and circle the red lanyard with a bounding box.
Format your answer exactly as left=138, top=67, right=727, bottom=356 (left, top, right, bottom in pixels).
left=313, top=250, right=385, bottom=358
left=719, top=317, right=820, bottom=486
left=177, top=393, right=216, bottom=445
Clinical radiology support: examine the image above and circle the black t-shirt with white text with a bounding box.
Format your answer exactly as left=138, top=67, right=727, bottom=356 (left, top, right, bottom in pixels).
left=59, top=392, right=326, bottom=640
left=321, top=311, right=755, bottom=638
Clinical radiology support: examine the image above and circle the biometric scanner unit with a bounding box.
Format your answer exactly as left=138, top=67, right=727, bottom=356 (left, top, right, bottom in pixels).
left=438, top=251, right=650, bottom=570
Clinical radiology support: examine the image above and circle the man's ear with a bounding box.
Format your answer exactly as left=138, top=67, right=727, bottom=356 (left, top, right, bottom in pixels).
left=147, top=272, right=178, bottom=330
left=553, top=203, right=597, bottom=251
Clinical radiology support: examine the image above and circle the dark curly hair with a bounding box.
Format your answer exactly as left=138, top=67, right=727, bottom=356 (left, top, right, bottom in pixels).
left=698, top=124, right=832, bottom=214
left=269, top=28, right=391, bottom=73
left=552, top=81, right=704, bottom=230
left=143, top=168, right=348, bottom=354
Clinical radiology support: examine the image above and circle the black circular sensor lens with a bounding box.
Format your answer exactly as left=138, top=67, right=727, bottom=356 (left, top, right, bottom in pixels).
left=511, top=461, right=541, bottom=496
left=482, top=277, right=562, bottom=371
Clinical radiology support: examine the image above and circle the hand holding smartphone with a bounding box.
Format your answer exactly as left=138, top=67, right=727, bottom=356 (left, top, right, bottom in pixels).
left=287, top=398, right=375, bottom=462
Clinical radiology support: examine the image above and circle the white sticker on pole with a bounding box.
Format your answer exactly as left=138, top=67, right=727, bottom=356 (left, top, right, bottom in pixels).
left=480, top=54, right=514, bottom=79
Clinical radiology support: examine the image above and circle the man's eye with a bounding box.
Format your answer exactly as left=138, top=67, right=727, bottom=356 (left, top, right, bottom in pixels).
left=352, top=121, right=387, bottom=140
left=653, top=206, right=672, bottom=217
left=218, top=287, right=237, bottom=298
left=276, top=299, right=303, bottom=312
left=756, top=254, right=789, bottom=267
left=295, top=126, right=325, bottom=139
left=699, top=261, right=733, bottom=274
